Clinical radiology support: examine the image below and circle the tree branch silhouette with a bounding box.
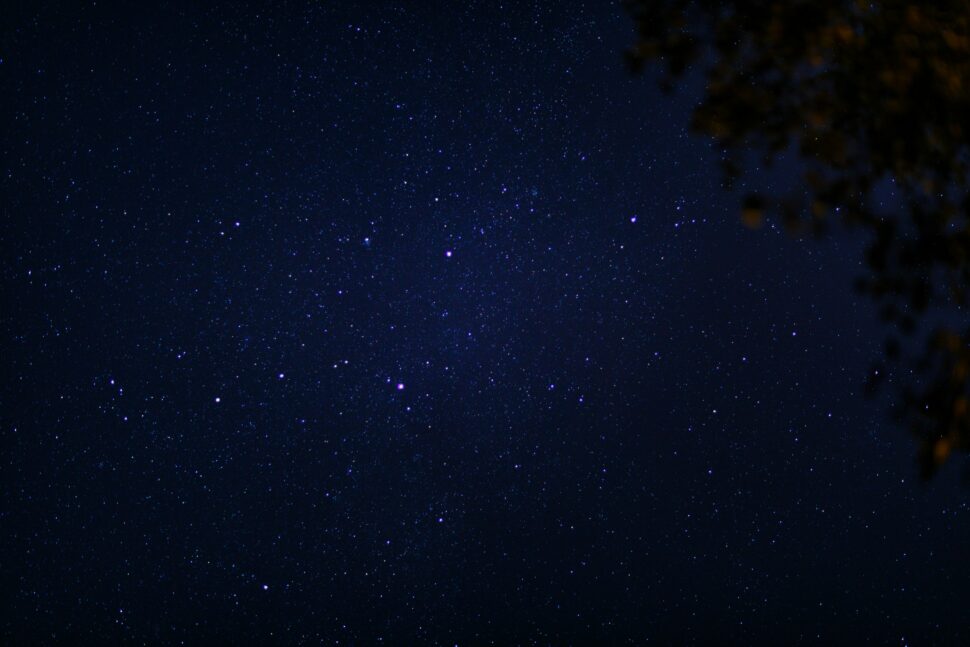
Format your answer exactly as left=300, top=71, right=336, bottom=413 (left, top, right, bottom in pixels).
left=625, top=0, right=970, bottom=477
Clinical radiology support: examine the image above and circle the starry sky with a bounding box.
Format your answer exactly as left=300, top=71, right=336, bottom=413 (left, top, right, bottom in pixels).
left=3, top=1, right=970, bottom=644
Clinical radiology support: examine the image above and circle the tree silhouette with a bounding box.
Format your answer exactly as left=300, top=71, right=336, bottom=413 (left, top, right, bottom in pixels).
left=624, top=0, right=970, bottom=477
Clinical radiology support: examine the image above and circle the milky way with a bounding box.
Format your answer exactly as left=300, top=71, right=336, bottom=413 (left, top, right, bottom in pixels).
left=3, top=2, right=969, bottom=644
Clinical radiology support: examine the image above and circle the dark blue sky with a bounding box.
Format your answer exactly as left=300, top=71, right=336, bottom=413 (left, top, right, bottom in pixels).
left=3, top=1, right=969, bottom=644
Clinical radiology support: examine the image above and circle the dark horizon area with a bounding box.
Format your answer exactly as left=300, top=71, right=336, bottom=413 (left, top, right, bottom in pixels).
left=2, top=2, right=969, bottom=644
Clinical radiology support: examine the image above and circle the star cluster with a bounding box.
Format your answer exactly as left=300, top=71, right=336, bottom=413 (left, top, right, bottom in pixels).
left=3, top=2, right=969, bottom=644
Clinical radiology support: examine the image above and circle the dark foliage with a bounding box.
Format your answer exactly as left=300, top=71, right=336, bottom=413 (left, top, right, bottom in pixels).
left=625, top=0, right=970, bottom=477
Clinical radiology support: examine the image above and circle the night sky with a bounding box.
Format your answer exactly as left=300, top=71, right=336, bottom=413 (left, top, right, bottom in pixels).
left=3, top=2, right=970, bottom=644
